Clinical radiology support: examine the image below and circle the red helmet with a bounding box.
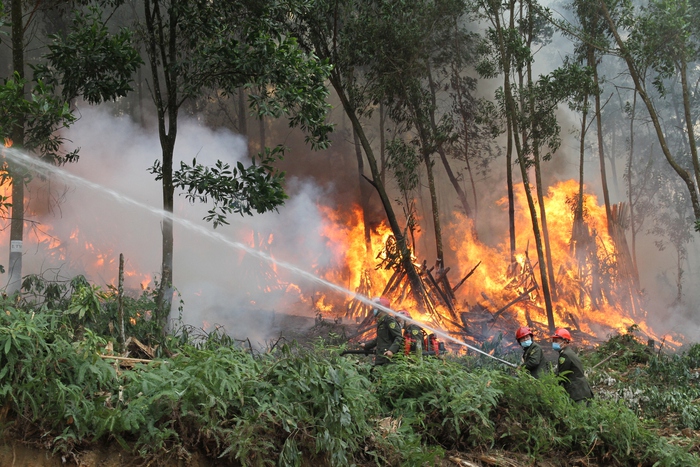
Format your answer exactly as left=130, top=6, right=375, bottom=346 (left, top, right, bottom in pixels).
left=551, top=328, right=572, bottom=341
left=373, top=296, right=390, bottom=308
left=515, top=326, right=532, bottom=340
left=397, top=310, right=411, bottom=319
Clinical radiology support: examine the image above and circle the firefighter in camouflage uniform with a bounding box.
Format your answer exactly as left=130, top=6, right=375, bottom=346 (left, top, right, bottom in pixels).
left=398, top=310, right=424, bottom=357
left=515, top=326, right=545, bottom=378
left=551, top=328, right=594, bottom=402
left=360, top=297, right=403, bottom=366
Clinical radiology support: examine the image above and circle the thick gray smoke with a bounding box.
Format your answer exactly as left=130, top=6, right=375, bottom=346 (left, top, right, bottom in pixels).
left=16, top=106, right=343, bottom=346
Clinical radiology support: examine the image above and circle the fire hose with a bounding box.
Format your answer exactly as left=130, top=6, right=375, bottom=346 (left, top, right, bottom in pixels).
left=369, top=304, right=518, bottom=368
left=340, top=348, right=446, bottom=357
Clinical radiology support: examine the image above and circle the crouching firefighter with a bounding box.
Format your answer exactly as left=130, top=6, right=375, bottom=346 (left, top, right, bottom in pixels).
left=360, top=297, right=403, bottom=366
left=398, top=310, right=424, bottom=357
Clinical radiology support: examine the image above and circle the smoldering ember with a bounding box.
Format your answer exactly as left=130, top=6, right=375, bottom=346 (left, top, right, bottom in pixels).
left=2, top=1, right=700, bottom=466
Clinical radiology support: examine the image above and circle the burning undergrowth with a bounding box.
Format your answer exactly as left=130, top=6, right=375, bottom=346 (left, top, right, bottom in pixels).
left=298, top=179, right=678, bottom=353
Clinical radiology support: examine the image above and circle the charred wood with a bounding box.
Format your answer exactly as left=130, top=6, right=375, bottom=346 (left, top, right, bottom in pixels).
left=566, top=312, right=581, bottom=331
left=453, top=261, right=481, bottom=293
left=489, top=285, right=538, bottom=325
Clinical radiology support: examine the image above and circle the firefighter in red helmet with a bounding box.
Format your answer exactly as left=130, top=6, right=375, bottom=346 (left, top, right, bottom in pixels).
left=515, top=326, right=545, bottom=378
left=551, top=328, right=593, bottom=402
left=360, top=297, right=402, bottom=365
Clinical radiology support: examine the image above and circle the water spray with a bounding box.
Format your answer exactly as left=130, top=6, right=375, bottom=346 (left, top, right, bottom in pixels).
left=4, top=147, right=517, bottom=368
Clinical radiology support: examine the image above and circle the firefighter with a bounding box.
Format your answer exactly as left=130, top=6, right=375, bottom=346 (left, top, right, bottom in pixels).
left=551, top=328, right=593, bottom=402
left=360, top=297, right=403, bottom=366
left=398, top=310, right=424, bottom=357
left=515, top=325, right=545, bottom=378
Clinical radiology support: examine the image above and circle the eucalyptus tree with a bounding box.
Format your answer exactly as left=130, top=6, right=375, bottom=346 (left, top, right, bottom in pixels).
left=476, top=0, right=593, bottom=331
left=569, top=0, right=614, bottom=227
left=519, top=0, right=562, bottom=300
left=0, top=3, right=140, bottom=295
left=290, top=0, right=432, bottom=308
left=127, top=0, right=332, bottom=325
left=362, top=0, right=484, bottom=265
left=595, top=0, right=700, bottom=228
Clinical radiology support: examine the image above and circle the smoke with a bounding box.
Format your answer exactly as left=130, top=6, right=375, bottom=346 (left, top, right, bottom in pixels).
left=16, top=105, right=347, bottom=346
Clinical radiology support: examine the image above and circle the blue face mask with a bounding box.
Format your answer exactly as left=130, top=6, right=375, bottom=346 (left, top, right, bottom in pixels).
left=520, top=339, right=532, bottom=348
left=372, top=308, right=379, bottom=317
left=552, top=342, right=562, bottom=350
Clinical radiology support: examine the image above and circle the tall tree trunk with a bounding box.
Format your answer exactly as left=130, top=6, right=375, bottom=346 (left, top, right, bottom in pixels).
left=450, top=21, right=479, bottom=222
left=7, top=0, right=26, bottom=295
left=379, top=102, right=387, bottom=187
left=353, top=127, right=373, bottom=254
left=331, top=72, right=428, bottom=309
left=144, top=0, right=178, bottom=328
left=423, top=146, right=444, bottom=263
left=412, top=104, right=444, bottom=264
left=494, top=0, right=555, bottom=331
left=572, top=96, right=590, bottom=307
left=577, top=96, right=589, bottom=224
left=527, top=1, right=557, bottom=301
left=589, top=46, right=612, bottom=229
left=627, top=91, right=638, bottom=277
left=506, top=96, right=516, bottom=260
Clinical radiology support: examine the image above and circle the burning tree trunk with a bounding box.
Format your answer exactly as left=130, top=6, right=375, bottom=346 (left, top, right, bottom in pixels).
left=512, top=117, right=555, bottom=331
left=332, top=79, right=427, bottom=310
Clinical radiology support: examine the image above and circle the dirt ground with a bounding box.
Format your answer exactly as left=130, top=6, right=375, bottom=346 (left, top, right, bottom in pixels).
left=0, top=441, right=237, bottom=467
left=0, top=441, right=586, bottom=467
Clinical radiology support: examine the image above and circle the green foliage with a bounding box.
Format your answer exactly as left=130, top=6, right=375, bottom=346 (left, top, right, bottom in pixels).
left=32, top=6, right=142, bottom=104
left=498, top=372, right=697, bottom=465
left=375, top=357, right=503, bottom=449
left=0, top=301, right=119, bottom=451
left=67, top=282, right=108, bottom=321
left=132, top=0, right=332, bottom=230
left=159, top=145, right=289, bottom=228
left=1, top=289, right=698, bottom=465
left=0, top=73, right=78, bottom=164
left=589, top=329, right=700, bottom=434
left=386, top=138, right=421, bottom=194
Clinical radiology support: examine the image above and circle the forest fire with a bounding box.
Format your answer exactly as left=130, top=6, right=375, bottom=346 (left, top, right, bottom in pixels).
left=0, top=171, right=151, bottom=291
left=308, top=179, right=674, bottom=349
left=0, top=162, right=678, bottom=349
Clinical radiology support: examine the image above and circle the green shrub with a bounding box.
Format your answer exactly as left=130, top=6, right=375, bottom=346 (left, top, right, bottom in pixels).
left=374, top=356, right=503, bottom=449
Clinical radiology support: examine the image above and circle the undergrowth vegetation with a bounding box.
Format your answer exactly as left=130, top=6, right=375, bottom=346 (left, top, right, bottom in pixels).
left=0, top=281, right=698, bottom=466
